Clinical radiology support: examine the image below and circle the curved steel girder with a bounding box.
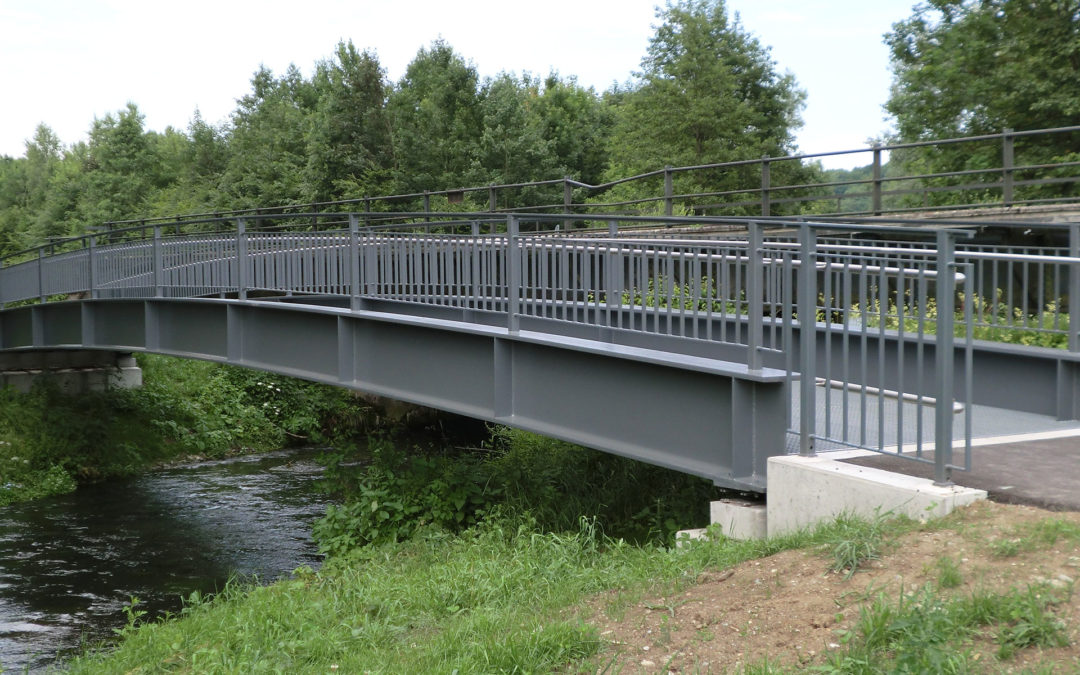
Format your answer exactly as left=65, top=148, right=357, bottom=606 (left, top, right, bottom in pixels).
left=0, top=298, right=790, bottom=492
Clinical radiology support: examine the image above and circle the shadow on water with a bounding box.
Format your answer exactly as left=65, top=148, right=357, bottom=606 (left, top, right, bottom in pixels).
left=0, top=448, right=329, bottom=672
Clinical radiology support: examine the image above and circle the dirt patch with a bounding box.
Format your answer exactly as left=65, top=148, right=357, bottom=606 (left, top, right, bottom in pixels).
left=584, top=502, right=1080, bottom=672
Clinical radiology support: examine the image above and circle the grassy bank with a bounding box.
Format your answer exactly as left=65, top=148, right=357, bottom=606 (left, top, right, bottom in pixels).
left=61, top=513, right=896, bottom=673
left=0, top=354, right=368, bottom=506
left=62, top=502, right=1080, bottom=673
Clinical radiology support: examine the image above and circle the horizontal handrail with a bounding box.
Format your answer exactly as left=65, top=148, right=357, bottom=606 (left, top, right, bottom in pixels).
left=85, top=124, right=1080, bottom=237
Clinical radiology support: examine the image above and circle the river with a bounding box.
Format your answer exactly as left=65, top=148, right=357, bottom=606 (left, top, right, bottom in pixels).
left=0, top=448, right=328, bottom=672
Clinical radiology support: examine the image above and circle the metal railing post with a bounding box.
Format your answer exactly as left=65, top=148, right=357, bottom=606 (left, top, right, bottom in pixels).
left=1002, top=128, right=1015, bottom=206
left=798, top=225, right=817, bottom=456
left=934, top=230, right=956, bottom=486
left=236, top=218, right=248, bottom=301
left=606, top=219, right=620, bottom=314
left=37, top=247, right=45, bottom=304
left=423, top=192, right=431, bottom=222
left=760, top=158, right=771, bottom=217
left=1070, top=224, right=1080, bottom=352
left=664, top=166, right=674, bottom=217
left=349, top=214, right=361, bottom=311
left=153, top=225, right=163, bottom=297
left=563, top=177, right=573, bottom=214
left=88, top=235, right=97, bottom=299
left=507, top=215, right=520, bottom=332
left=872, top=143, right=883, bottom=215
left=488, top=185, right=497, bottom=212
left=747, top=221, right=764, bottom=371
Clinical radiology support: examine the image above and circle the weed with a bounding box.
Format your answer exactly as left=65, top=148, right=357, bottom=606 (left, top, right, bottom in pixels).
left=935, top=555, right=963, bottom=589
left=817, top=510, right=894, bottom=579
left=991, top=538, right=1021, bottom=558
left=820, top=582, right=1072, bottom=672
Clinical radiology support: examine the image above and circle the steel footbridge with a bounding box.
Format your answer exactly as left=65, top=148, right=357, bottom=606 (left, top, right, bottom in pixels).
left=3, top=211, right=1079, bottom=490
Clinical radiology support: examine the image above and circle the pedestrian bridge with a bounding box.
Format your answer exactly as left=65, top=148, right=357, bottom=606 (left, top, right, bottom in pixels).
left=3, top=212, right=1079, bottom=491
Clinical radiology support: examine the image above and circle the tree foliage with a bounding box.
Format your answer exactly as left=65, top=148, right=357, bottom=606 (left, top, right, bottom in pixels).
left=885, top=0, right=1080, bottom=205
left=0, top=23, right=820, bottom=252
left=388, top=40, right=483, bottom=195
left=602, top=0, right=809, bottom=213
left=887, top=0, right=1080, bottom=140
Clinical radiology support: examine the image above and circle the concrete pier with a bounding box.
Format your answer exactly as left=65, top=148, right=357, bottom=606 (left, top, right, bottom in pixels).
left=0, top=350, right=142, bottom=393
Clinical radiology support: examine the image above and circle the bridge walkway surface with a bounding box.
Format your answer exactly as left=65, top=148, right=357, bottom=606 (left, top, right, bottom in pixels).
left=792, top=390, right=1080, bottom=510
left=842, top=431, right=1080, bottom=511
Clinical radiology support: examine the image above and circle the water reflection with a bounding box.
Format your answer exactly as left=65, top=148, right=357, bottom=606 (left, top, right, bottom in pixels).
left=0, top=449, right=327, bottom=672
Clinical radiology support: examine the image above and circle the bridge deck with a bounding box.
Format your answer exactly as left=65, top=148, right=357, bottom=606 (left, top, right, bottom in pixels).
left=843, top=432, right=1080, bottom=511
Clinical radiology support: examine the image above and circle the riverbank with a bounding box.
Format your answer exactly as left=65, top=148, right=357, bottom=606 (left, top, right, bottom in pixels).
left=0, top=448, right=329, bottom=672
left=62, top=500, right=1080, bottom=673
left=0, top=354, right=371, bottom=506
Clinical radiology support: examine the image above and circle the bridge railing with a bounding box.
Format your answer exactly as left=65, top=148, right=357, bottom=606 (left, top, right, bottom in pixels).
left=11, top=211, right=1080, bottom=483
left=90, top=125, right=1080, bottom=232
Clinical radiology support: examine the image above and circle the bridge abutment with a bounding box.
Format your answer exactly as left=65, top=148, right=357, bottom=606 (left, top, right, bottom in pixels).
left=0, top=350, right=142, bottom=394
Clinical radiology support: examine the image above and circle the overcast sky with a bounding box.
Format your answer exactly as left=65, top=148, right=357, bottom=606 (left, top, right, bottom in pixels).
left=0, top=0, right=915, bottom=169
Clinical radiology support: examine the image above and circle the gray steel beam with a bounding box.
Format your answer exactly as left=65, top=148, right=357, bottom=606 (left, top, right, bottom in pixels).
left=0, top=297, right=789, bottom=492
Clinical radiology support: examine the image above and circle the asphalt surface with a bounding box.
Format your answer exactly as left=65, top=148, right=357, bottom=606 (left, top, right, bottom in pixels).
left=843, top=435, right=1080, bottom=511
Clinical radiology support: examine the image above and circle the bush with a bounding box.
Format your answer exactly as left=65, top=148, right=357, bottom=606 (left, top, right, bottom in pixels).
left=313, top=426, right=737, bottom=554
left=0, top=354, right=371, bottom=505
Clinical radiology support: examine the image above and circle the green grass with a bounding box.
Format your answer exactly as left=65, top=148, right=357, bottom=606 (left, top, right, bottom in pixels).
left=818, top=582, right=1071, bottom=672
left=990, top=517, right=1080, bottom=558
left=62, top=512, right=909, bottom=674
left=934, top=555, right=964, bottom=589
left=59, top=509, right=1078, bottom=674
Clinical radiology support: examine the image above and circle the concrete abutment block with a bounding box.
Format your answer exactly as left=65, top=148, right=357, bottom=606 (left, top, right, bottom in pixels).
left=765, top=455, right=987, bottom=538
left=684, top=455, right=987, bottom=542
left=709, top=498, right=768, bottom=539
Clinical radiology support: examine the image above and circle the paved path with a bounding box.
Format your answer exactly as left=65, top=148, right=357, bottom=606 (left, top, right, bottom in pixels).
left=842, top=432, right=1080, bottom=511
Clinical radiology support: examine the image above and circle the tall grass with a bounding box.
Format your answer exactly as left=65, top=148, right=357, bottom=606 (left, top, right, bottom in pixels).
left=63, top=512, right=890, bottom=674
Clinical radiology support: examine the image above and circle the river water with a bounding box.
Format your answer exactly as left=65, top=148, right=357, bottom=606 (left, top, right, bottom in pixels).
left=0, top=448, right=329, bottom=672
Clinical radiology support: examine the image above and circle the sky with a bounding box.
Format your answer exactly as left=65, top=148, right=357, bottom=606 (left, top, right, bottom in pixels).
left=0, top=0, right=916, bottom=169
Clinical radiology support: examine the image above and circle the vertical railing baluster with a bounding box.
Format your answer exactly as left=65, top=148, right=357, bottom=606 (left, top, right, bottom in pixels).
left=237, top=218, right=248, bottom=301
left=872, top=143, right=883, bottom=215
left=507, top=215, right=520, bottom=332
left=747, top=221, right=763, bottom=371
left=37, top=247, right=45, bottom=304
left=1070, top=224, right=1080, bottom=352
left=1002, top=128, right=1015, bottom=206
left=798, top=225, right=817, bottom=456
left=664, top=167, right=674, bottom=217
left=153, top=226, right=163, bottom=297
left=760, top=159, right=771, bottom=217
left=934, top=230, right=956, bottom=486
left=349, top=214, right=360, bottom=311
left=88, top=235, right=97, bottom=300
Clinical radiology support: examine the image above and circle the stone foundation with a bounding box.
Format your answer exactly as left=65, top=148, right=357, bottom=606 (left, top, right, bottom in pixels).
left=0, top=351, right=142, bottom=393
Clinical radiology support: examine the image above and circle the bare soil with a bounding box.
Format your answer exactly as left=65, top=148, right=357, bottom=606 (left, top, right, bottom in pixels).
left=585, top=501, right=1080, bottom=673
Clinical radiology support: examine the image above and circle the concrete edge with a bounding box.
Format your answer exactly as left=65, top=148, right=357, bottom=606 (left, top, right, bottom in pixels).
left=765, top=455, right=987, bottom=538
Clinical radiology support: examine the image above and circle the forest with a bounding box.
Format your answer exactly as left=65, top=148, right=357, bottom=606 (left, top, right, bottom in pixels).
left=3, top=0, right=1080, bottom=260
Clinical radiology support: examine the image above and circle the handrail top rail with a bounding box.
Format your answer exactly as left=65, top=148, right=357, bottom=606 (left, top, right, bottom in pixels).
left=96, top=123, right=1080, bottom=229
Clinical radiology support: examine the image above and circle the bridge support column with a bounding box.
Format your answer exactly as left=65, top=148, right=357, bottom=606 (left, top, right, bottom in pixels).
left=0, top=350, right=142, bottom=393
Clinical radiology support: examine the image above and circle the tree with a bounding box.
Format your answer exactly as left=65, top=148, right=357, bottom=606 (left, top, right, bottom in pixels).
left=603, top=0, right=807, bottom=213
left=885, top=1, right=1080, bottom=205
left=887, top=0, right=1080, bottom=141
left=220, top=65, right=317, bottom=207
left=475, top=74, right=554, bottom=195
left=388, top=40, right=483, bottom=196
left=307, top=41, right=394, bottom=202
left=534, top=74, right=612, bottom=186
